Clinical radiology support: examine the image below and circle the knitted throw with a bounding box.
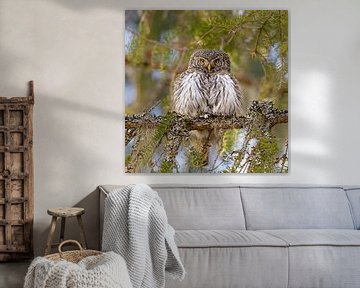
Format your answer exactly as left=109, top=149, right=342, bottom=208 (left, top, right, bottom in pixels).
left=24, top=251, right=133, bottom=288
left=102, top=184, right=185, bottom=288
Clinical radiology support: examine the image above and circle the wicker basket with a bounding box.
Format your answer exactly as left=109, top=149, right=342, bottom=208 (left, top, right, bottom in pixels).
left=45, top=240, right=102, bottom=263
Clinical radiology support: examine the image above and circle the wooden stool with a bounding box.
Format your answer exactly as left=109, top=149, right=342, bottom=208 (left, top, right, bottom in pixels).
left=45, top=207, right=87, bottom=255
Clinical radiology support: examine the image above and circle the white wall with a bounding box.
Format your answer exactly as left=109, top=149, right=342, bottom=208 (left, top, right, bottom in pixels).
left=0, top=0, right=360, bottom=256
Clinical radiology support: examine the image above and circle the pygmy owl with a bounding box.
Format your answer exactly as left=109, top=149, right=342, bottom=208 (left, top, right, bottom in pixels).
left=172, top=49, right=244, bottom=117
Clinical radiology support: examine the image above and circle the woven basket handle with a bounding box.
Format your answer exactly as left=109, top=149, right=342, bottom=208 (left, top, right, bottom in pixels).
left=58, top=240, right=83, bottom=255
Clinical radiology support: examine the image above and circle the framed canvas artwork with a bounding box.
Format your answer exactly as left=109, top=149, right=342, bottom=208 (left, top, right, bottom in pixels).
left=125, top=10, right=288, bottom=173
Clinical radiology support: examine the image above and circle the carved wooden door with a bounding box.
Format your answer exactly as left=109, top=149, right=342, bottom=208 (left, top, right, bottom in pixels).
left=0, top=82, right=34, bottom=261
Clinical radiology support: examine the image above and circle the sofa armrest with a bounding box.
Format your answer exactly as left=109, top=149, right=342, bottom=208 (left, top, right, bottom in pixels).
left=98, top=186, right=109, bottom=250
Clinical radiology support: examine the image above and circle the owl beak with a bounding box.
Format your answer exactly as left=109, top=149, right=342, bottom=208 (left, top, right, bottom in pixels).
left=207, top=64, right=212, bottom=72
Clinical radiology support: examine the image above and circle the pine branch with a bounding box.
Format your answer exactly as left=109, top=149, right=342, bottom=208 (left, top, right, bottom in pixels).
left=126, top=28, right=186, bottom=52
left=125, top=55, right=170, bottom=71
left=126, top=113, right=246, bottom=130
left=252, top=13, right=273, bottom=57
left=125, top=101, right=288, bottom=132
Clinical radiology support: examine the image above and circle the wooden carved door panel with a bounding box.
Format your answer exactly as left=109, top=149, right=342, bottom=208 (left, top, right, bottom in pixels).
left=0, top=82, right=34, bottom=261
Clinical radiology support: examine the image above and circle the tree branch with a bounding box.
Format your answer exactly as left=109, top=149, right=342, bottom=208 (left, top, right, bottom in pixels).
left=126, top=28, right=187, bottom=52
left=125, top=101, right=288, bottom=132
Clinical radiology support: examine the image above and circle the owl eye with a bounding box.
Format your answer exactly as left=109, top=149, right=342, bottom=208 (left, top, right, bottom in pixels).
left=198, top=58, right=206, bottom=65
left=214, top=59, right=222, bottom=66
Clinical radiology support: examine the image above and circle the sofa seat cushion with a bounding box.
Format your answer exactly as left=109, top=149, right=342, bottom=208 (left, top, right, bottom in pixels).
left=262, top=229, right=360, bottom=246
left=175, top=230, right=288, bottom=248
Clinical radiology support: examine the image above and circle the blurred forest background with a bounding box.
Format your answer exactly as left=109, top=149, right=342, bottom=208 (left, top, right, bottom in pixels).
left=125, top=10, right=288, bottom=173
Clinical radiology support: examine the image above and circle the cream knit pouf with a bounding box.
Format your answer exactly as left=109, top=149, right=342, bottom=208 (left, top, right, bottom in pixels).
left=24, top=251, right=133, bottom=288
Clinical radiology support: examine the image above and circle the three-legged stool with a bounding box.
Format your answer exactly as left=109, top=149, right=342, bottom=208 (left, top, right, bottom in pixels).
left=45, top=207, right=87, bottom=255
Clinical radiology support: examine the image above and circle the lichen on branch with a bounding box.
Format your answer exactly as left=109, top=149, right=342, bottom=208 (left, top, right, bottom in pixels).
left=126, top=101, right=287, bottom=132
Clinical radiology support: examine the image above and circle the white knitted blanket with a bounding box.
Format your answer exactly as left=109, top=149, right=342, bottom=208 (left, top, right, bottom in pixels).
left=102, top=184, right=185, bottom=288
left=24, top=251, right=133, bottom=288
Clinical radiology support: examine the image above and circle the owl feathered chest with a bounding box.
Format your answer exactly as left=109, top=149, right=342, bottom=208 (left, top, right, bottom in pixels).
left=172, top=70, right=242, bottom=117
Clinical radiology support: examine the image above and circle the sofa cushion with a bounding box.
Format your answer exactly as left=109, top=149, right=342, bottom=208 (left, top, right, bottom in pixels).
left=345, top=188, right=360, bottom=229
left=175, top=230, right=288, bottom=248
left=100, top=185, right=246, bottom=230
left=262, top=229, right=360, bottom=246
left=261, top=230, right=360, bottom=288
left=287, top=246, right=360, bottom=288
left=153, top=186, right=246, bottom=230
left=241, top=187, right=355, bottom=230
left=165, top=246, right=288, bottom=288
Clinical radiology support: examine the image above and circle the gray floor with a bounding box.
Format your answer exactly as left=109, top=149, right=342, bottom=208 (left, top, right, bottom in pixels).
left=0, top=261, right=30, bottom=288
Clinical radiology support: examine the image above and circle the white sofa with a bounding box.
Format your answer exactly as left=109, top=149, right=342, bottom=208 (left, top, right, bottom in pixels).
left=99, top=185, right=360, bottom=288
